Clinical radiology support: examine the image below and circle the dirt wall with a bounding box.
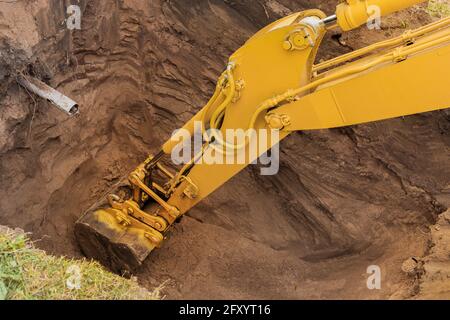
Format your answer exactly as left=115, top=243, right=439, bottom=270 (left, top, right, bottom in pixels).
left=0, top=0, right=449, bottom=299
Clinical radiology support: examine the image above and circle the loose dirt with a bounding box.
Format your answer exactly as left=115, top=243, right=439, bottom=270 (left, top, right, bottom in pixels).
left=0, top=0, right=449, bottom=299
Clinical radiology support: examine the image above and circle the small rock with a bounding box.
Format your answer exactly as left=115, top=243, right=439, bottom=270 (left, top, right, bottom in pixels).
left=442, top=210, right=450, bottom=224
left=401, top=257, right=418, bottom=274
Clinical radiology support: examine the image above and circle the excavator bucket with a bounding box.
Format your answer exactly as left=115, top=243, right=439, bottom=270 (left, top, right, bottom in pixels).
left=74, top=160, right=173, bottom=274
left=75, top=215, right=152, bottom=274
left=75, top=153, right=181, bottom=274
left=75, top=190, right=154, bottom=274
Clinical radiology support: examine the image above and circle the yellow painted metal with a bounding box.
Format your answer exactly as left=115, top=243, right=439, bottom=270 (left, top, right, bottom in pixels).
left=94, top=208, right=161, bottom=248
left=129, top=172, right=180, bottom=218
left=108, top=194, right=168, bottom=232
left=274, top=33, right=450, bottom=130
left=314, top=16, right=450, bottom=72
left=336, top=0, right=427, bottom=31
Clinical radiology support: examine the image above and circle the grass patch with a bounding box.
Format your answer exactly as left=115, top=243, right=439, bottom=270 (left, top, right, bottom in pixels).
left=0, top=227, right=162, bottom=300
left=427, top=0, right=450, bottom=18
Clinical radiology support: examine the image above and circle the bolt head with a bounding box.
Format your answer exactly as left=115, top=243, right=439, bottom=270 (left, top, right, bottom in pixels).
left=293, top=34, right=306, bottom=47
left=266, top=115, right=284, bottom=129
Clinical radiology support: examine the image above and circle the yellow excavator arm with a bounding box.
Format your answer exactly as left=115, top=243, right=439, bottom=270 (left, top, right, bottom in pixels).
left=75, top=0, right=450, bottom=273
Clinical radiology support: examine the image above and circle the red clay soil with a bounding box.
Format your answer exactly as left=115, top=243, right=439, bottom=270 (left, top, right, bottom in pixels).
left=0, top=0, right=449, bottom=299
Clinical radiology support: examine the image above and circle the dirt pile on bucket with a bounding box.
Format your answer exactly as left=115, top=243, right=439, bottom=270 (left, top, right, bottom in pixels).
left=0, top=0, right=449, bottom=299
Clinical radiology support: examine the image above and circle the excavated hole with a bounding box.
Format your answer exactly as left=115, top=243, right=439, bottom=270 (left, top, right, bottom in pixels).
left=0, top=0, right=449, bottom=299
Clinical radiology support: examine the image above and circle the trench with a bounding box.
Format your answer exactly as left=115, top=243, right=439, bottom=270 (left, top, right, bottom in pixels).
left=0, top=0, right=449, bottom=299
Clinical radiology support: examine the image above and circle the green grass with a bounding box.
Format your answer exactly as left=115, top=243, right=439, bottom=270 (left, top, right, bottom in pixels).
left=0, top=228, right=163, bottom=300
left=427, top=0, right=450, bottom=18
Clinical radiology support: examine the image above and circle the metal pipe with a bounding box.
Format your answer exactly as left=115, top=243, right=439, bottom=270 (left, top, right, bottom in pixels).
left=322, top=14, right=338, bottom=29
left=17, top=75, right=79, bottom=116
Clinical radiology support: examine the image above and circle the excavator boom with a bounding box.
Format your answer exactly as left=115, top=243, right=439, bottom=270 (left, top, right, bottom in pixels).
left=75, top=1, right=450, bottom=273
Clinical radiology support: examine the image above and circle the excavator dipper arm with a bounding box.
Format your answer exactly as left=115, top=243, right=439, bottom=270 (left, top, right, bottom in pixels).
left=75, top=0, right=450, bottom=273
